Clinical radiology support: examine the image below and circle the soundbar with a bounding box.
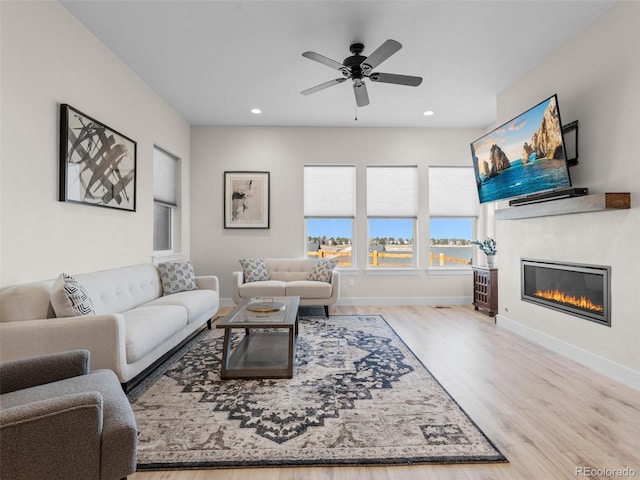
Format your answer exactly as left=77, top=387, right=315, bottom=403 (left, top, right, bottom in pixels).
left=509, top=187, right=589, bottom=206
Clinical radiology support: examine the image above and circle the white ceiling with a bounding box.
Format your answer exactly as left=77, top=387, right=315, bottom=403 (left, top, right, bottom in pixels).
left=60, top=0, right=614, bottom=128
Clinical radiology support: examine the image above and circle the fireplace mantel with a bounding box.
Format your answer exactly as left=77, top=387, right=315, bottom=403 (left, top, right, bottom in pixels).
left=495, top=192, right=630, bottom=220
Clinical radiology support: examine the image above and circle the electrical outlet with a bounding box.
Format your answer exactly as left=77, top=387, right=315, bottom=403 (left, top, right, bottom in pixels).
left=348, top=278, right=355, bottom=287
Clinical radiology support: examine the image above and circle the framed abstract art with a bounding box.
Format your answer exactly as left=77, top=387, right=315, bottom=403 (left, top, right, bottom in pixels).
left=59, top=104, right=137, bottom=212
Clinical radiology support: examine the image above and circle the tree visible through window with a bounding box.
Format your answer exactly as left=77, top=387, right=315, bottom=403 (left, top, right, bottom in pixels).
left=306, top=218, right=353, bottom=266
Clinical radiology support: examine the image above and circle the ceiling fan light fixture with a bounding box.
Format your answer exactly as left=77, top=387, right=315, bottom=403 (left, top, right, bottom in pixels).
left=301, top=39, right=423, bottom=108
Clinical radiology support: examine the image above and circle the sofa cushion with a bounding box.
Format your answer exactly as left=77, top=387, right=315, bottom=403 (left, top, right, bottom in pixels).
left=157, top=261, right=198, bottom=295
left=122, top=306, right=188, bottom=363
left=269, top=271, right=309, bottom=282
left=50, top=274, right=96, bottom=317
left=74, top=264, right=162, bottom=315
left=265, top=258, right=316, bottom=272
left=145, top=290, right=219, bottom=324
left=237, top=280, right=286, bottom=298
left=265, top=258, right=317, bottom=281
left=307, top=257, right=339, bottom=283
left=285, top=280, right=333, bottom=299
left=239, top=258, right=270, bottom=282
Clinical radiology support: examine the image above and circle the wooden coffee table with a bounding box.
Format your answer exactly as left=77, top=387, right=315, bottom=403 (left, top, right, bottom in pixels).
left=216, top=296, right=300, bottom=379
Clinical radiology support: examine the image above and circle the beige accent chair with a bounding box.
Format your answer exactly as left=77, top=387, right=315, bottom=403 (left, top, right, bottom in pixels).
left=0, top=350, right=137, bottom=480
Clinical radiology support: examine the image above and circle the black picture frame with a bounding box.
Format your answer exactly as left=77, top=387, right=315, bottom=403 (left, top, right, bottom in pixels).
left=224, top=171, right=270, bottom=229
left=59, top=104, right=137, bottom=212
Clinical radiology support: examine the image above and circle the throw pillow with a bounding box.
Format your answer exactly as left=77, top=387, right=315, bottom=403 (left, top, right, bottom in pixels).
left=307, top=257, right=339, bottom=283
left=50, top=273, right=96, bottom=317
left=158, top=261, right=198, bottom=295
left=239, top=258, right=270, bottom=282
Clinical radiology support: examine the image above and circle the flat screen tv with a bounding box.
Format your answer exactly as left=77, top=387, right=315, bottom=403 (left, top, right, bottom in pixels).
left=470, top=94, right=571, bottom=204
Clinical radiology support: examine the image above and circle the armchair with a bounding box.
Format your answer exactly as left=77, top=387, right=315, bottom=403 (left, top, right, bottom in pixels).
left=0, top=350, right=137, bottom=480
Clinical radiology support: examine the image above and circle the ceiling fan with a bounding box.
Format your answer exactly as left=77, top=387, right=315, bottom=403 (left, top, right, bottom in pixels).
left=301, top=39, right=422, bottom=107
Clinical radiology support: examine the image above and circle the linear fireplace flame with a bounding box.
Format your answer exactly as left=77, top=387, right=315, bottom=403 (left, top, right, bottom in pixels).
left=521, top=259, right=611, bottom=326
left=533, top=289, right=604, bottom=313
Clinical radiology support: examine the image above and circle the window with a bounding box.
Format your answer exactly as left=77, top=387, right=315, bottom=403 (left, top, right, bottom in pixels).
left=428, top=166, right=478, bottom=268
left=367, top=166, right=417, bottom=268
left=153, top=147, right=178, bottom=252
left=304, top=165, right=355, bottom=267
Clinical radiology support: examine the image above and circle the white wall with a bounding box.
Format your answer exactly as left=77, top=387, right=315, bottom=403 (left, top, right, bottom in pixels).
left=0, top=1, right=191, bottom=287
left=190, top=126, right=482, bottom=304
left=494, top=1, right=640, bottom=386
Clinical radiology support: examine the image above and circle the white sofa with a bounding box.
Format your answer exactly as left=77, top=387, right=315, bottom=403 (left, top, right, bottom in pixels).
left=232, top=258, right=340, bottom=317
left=0, top=264, right=219, bottom=389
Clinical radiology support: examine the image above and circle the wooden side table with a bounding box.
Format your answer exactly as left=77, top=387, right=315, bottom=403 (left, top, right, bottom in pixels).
left=472, top=266, right=498, bottom=317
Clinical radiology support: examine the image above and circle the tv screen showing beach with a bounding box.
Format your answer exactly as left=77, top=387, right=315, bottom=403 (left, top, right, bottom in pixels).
left=470, top=95, right=571, bottom=204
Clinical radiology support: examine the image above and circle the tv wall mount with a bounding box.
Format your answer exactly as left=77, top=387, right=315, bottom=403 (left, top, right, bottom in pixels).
left=563, top=120, right=579, bottom=167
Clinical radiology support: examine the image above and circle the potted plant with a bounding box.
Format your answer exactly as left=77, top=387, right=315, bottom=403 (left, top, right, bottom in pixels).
left=472, top=237, right=497, bottom=268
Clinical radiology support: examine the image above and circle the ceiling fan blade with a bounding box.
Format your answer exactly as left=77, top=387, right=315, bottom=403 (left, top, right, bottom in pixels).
left=369, top=72, right=423, bottom=87
left=361, top=39, right=402, bottom=70
left=301, top=78, right=347, bottom=95
left=353, top=81, right=369, bottom=107
left=302, top=51, right=345, bottom=70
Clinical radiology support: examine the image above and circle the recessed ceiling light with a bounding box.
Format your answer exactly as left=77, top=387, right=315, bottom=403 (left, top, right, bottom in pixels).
left=251, top=108, right=262, bottom=114
left=423, top=110, right=435, bottom=116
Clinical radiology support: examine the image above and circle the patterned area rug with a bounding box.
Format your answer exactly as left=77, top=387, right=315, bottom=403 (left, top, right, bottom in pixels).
left=128, top=315, right=506, bottom=470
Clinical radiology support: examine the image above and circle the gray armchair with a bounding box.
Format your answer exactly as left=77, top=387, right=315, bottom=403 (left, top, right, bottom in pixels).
left=0, top=350, right=137, bottom=480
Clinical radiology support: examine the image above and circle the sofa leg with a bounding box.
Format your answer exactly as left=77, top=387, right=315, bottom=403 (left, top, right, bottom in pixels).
left=207, top=318, right=212, bottom=329
left=324, top=305, right=330, bottom=318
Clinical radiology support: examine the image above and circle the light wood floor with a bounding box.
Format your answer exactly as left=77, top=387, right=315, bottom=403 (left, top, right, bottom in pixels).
left=130, top=305, right=640, bottom=480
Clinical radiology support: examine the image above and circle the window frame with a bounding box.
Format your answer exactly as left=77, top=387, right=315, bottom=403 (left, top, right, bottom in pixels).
left=303, top=165, right=356, bottom=269
left=366, top=165, right=418, bottom=269
left=153, top=146, right=179, bottom=255
left=427, top=166, right=479, bottom=273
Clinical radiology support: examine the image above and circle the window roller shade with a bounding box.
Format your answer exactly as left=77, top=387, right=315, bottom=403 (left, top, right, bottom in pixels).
left=154, top=148, right=178, bottom=207
left=304, top=165, right=355, bottom=217
left=429, top=167, right=478, bottom=217
left=367, top=166, right=417, bottom=217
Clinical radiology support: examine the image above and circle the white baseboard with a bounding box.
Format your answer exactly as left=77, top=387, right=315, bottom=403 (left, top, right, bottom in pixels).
left=496, top=314, right=640, bottom=391
left=220, top=297, right=471, bottom=308
left=335, top=296, right=472, bottom=306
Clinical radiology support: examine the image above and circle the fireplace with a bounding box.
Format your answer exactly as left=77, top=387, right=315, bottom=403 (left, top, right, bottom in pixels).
left=521, top=259, right=611, bottom=326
